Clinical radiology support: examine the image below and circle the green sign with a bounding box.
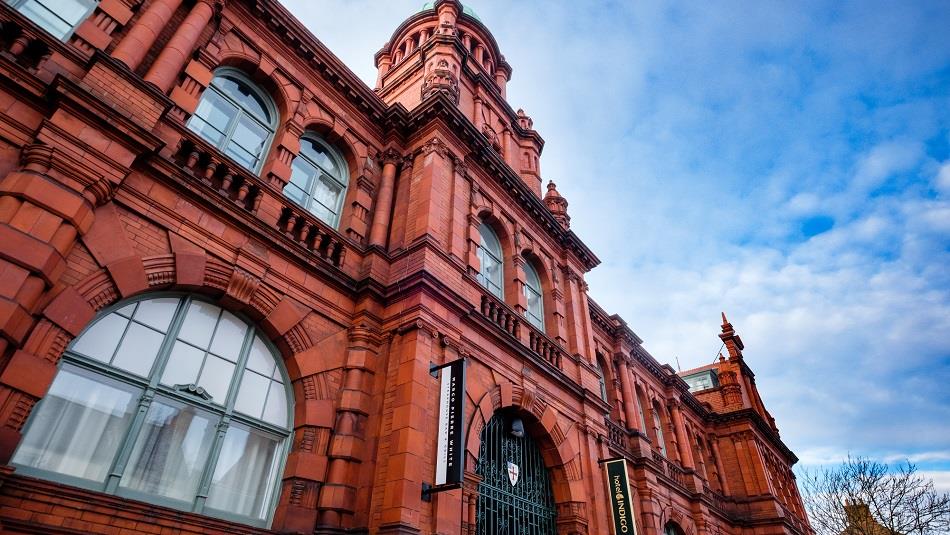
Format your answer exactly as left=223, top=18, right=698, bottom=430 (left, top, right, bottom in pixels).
left=604, top=458, right=637, bottom=535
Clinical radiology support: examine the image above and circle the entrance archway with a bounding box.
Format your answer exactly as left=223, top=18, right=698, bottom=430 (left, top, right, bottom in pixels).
left=475, top=409, right=556, bottom=534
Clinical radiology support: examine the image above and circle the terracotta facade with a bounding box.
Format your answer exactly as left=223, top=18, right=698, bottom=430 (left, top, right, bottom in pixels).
left=0, top=1, right=812, bottom=534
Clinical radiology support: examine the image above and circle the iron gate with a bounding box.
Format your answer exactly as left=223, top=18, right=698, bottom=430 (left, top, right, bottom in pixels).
left=475, top=412, right=556, bottom=535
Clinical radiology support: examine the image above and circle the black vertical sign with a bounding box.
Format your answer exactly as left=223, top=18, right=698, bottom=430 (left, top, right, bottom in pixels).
left=604, top=458, right=637, bottom=535
left=435, top=359, right=466, bottom=487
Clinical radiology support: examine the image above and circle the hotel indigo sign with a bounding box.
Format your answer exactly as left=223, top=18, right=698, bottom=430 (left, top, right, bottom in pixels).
left=604, top=458, right=637, bottom=535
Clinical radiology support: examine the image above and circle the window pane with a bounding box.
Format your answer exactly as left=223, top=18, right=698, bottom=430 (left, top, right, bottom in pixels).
left=262, top=383, right=288, bottom=427
left=70, top=313, right=129, bottom=363
left=13, top=366, right=138, bottom=483
left=228, top=116, right=267, bottom=160
left=115, top=304, right=135, bottom=318
left=312, top=175, right=343, bottom=211
left=224, top=142, right=257, bottom=170
left=209, top=311, right=247, bottom=362
left=198, top=354, right=235, bottom=403
left=205, top=425, right=280, bottom=520
left=18, top=1, right=73, bottom=39
left=111, top=322, right=164, bottom=377
left=160, top=341, right=205, bottom=387
left=288, top=159, right=316, bottom=191
left=283, top=183, right=308, bottom=206
left=133, top=297, right=179, bottom=332
left=194, top=91, right=235, bottom=132
left=120, top=399, right=216, bottom=502
left=234, top=369, right=268, bottom=420
left=245, top=336, right=275, bottom=377
left=177, top=300, right=219, bottom=349
left=300, top=137, right=341, bottom=178
left=214, top=76, right=270, bottom=124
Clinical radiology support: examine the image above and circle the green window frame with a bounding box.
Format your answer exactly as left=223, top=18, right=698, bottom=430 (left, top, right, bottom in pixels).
left=11, top=294, right=293, bottom=528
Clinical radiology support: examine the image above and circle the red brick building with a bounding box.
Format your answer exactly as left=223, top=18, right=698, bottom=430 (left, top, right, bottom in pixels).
left=0, top=1, right=812, bottom=534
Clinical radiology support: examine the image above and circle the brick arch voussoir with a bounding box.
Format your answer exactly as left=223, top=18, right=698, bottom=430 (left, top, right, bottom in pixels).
left=40, top=252, right=317, bottom=378
left=465, top=381, right=581, bottom=506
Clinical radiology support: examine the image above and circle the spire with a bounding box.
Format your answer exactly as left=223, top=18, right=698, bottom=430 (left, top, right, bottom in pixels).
left=543, top=181, right=570, bottom=229
left=718, top=311, right=744, bottom=360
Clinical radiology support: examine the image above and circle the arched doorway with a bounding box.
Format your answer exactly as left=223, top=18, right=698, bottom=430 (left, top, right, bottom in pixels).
left=475, top=410, right=556, bottom=534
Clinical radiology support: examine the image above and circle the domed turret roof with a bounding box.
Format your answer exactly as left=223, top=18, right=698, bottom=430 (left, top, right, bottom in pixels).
left=419, top=1, right=482, bottom=22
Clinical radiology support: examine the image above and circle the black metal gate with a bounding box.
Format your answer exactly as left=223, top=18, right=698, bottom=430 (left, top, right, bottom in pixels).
left=475, top=411, right=556, bottom=535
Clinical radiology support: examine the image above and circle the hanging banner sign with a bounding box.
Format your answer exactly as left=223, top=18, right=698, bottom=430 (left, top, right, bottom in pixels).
left=604, top=458, right=637, bottom=535
left=434, top=358, right=466, bottom=487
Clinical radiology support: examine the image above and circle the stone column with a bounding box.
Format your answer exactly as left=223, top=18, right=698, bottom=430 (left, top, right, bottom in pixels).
left=710, top=437, right=731, bottom=495
left=317, top=326, right=381, bottom=530
left=144, top=0, right=219, bottom=93
left=368, top=153, right=398, bottom=247
left=112, top=0, right=185, bottom=70
left=670, top=401, right=695, bottom=469
left=615, top=356, right=638, bottom=430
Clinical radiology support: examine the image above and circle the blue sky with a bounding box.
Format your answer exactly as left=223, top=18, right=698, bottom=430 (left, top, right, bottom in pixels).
left=279, top=1, right=950, bottom=488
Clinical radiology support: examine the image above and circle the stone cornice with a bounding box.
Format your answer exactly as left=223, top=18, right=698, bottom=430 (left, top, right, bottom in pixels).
left=247, top=0, right=389, bottom=122
left=712, top=408, right=798, bottom=464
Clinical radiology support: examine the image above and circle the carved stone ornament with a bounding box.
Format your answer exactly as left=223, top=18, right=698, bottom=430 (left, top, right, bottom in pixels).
left=421, top=58, right=460, bottom=104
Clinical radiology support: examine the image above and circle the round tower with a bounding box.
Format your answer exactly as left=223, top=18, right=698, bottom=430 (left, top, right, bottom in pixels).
left=374, top=0, right=546, bottom=195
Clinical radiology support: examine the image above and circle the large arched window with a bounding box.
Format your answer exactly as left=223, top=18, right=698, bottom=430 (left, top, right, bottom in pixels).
left=283, top=133, right=349, bottom=227
left=12, top=295, right=291, bottom=527
left=476, top=222, right=504, bottom=298
left=8, top=0, right=97, bottom=40
left=187, top=69, right=277, bottom=174
left=522, top=261, right=544, bottom=330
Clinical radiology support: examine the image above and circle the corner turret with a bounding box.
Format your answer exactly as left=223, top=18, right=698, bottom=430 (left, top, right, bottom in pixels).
left=374, top=1, right=545, bottom=196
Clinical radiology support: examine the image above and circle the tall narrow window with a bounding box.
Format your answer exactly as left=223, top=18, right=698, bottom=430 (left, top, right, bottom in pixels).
left=12, top=295, right=292, bottom=527
left=653, top=402, right=668, bottom=457
left=595, top=361, right=608, bottom=402
left=522, top=261, right=544, bottom=330
left=7, top=0, right=97, bottom=40
left=476, top=222, right=504, bottom=298
left=187, top=69, right=277, bottom=174
left=283, top=134, right=349, bottom=227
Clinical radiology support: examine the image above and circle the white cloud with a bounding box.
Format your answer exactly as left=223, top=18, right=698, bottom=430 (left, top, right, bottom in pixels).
left=920, top=471, right=950, bottom=494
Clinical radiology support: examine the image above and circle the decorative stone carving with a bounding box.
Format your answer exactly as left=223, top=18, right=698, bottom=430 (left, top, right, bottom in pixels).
left=421, top=58, right=460, bottom=104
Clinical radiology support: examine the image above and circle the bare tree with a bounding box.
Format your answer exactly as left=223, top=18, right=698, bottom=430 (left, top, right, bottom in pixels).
left=802, top=456, right=950, bottom=535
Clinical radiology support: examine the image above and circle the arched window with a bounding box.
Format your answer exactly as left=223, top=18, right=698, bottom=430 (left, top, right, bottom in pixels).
left=476, top=222, right=504, bottom=298
left=653, top=401, right=668, bottom=457
left=665, top=523, right=685, bottom=535
left=187, top=69, right=277, bottom=174
left=12, top=295, right=291, bottom=527
left=522, top=261, right=544, bottom=330
left=283, top=134, right=349, bottom=227
left=8, top=0, right=97, bottom=40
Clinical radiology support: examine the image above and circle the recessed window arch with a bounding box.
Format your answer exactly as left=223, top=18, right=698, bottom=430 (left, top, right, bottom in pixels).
left=8, top=0, right=97, bottom=40
left=283, top=133, right=349, bottom=227
left=187, top=68, right=277, bottom=174
left=653, top=401, right=668, bottom=457
left=595, top=360, right=609, bottom=403
left=476, top=221, right=504, bottom=299
left=11, top=294, right=292, bottom=527
left=522, top=260, right=544, bottom=330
